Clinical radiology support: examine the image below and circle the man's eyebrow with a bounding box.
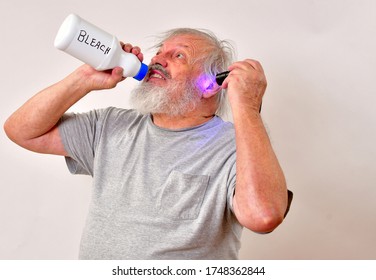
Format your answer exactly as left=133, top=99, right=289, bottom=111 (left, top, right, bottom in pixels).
left=156, top=43, right=192, bottom=55
left=176, top=44, right=190, bottom=48
left=160, top=43, right=190, bottom=49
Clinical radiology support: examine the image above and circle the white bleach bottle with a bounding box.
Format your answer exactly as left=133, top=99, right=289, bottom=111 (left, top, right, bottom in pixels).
left=54, top=13, right=148, bottom=81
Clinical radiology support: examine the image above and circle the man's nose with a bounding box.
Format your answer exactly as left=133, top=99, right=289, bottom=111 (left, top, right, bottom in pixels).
left=151, top=54, right=168, bottom=68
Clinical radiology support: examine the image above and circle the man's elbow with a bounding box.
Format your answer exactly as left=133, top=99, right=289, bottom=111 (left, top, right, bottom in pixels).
left=4, top=117, right=29, bottom=146
left=3, top=117, right=18, bottom=143
left=236, top=209, right=285, bottom=234
left=4, top=117, right=39, bottom=152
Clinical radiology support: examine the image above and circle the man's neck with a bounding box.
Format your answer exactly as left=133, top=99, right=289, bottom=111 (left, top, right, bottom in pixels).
left=152, top=113, right=215, bottom=130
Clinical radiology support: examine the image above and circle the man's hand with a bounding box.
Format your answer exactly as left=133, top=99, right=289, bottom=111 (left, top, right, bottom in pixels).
left=221, top=59, right=266, bottom=114
left=76, top=43, right=145, bottom=92
left=121, top=42, right=144, bottom=62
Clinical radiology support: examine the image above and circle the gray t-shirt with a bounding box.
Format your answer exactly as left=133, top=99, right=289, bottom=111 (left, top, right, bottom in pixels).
left=59, top=107, right=242, bottom=259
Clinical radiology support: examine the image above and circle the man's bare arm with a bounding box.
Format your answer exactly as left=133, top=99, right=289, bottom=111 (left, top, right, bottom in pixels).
left=223, top=59, right=288, bottom=233
left=4, top=65, right=124, bottom=155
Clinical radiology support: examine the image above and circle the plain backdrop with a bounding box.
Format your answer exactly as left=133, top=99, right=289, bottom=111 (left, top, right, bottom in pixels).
left=1, top=0, right=375, bottom=259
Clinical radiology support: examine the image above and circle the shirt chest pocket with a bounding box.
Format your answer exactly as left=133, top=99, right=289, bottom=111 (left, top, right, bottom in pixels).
left=156, top=170, right=210, bottom=220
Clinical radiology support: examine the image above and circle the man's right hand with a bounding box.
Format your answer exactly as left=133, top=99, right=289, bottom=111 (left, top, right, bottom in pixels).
left=74, top=42, right=144, bottom=92
left=73, top=64, right=125, bottom=92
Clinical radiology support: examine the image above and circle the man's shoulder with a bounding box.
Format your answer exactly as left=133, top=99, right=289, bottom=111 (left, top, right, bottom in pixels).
left=99, top=107, right=146, bottom=123
left=212, top=116, right=235, bottom=135
left=97, top=107, right=150, bottom=135
left=102, top=107, right=141, bottom=117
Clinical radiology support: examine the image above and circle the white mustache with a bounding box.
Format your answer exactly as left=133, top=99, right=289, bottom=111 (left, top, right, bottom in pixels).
left=148, top=64, right=171, bottom=79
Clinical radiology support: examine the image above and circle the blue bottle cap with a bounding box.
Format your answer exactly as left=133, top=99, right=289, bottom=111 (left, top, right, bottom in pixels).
left=133, top=63, right=148, bottom=81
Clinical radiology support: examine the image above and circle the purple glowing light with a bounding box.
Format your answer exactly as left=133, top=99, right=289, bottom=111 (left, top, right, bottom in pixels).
left=196, top=74, right=216, bottom=93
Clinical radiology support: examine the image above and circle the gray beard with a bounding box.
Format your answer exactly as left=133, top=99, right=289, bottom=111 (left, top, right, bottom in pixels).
left=130, top=78, right=201, bottom=116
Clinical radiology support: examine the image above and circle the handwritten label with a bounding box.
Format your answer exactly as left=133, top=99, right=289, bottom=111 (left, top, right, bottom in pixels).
left=77, top=30, right=111, bottom=55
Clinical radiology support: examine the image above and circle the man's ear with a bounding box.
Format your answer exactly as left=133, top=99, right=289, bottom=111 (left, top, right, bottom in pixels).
left=202, top=83, right=221, bottom=99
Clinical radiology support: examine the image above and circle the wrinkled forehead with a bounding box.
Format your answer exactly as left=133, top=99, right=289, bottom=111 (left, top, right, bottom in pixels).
left=159, top=34, right=215, bottom=60
left=163, top=33, right=209, bottom=43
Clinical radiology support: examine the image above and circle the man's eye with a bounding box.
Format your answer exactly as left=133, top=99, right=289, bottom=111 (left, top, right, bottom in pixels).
left=176, top=53, right=185, bottom=59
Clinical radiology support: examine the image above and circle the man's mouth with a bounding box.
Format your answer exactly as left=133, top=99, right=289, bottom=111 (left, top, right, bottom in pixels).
left=149, top=70, right=166, bottom=80
left=147, top=64, right=171, bottom=81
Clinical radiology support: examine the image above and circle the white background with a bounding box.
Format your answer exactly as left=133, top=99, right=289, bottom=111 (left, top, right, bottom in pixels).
left=0, top=0, right=375, bottom=259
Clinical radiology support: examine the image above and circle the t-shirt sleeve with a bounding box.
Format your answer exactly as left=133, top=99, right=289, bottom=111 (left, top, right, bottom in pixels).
left=58, top=109, right=105, bottom=176
left=227, top=160, right=236, bottom=213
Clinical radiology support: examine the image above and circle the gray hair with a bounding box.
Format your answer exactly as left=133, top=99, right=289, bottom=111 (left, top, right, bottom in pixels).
left=152, top=28, right=236, bottom=118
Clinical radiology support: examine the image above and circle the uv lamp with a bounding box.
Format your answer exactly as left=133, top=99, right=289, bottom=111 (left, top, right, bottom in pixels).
left=215, top=70, right=262, bottom=112
left=215, top=71, right=230, bottom=86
